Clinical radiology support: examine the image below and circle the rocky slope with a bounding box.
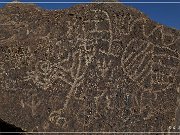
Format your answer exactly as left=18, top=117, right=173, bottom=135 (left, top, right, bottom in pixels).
left=0, top=2, right=180, bottom=133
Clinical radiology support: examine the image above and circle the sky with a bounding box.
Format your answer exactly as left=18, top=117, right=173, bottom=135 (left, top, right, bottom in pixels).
left=0, top=0, right=179, bottom=30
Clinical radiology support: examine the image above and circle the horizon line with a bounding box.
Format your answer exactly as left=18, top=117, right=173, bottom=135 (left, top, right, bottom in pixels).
left=0, top=132, right=178, bottom=133
left=0, top=1, right=180, bottom=4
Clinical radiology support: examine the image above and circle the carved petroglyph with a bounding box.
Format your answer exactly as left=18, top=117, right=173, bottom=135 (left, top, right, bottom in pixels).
left=2, top=45, right=33, bottom=68
left=143, top=24, right=179, bottom=46
left=64, top=51, right=87, bottom=108
left=121, top=39, right=153, bottom=89
left=84, top=46, right=96, bottom=66
left=49, top=109, right=67, bottom=128
left=48, top=9, right=115, bottom=127
left=97, top=58, right=112, bottom=78
left=0, top=3, right=180, bottom=132
left=31, top=120, right=50, bottom=134
left=20, top=91, right=41, bottom=116
left=115, top=13, right=146, bottom=36
left=0, top=22, right=30, bottom=43
left=121, top=38, right=179, bottom=92
left=114, top=12, right=133, bottom=35
left=25, top=94, right=41, bottom=116
left=0, top=62, right=5, bottom=79
left=25, top=60, right=60, bottom=91
left=49, top=50, right=89, bottom=127
left=120, top=19, right=180, bottom=127
left=83, top=9, right=113, bottom=53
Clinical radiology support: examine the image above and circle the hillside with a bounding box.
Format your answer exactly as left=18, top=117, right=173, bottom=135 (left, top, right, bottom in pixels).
left=0, top=2, right=180, bottom=132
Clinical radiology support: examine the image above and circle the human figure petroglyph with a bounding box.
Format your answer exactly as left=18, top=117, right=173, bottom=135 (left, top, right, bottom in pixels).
left=20, top=93, right=41, bottom=116
left=25, top=94, right=41, bottom=116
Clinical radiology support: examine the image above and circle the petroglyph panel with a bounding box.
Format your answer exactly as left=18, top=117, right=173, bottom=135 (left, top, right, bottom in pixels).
left=0, top=2, right=179, bottom=133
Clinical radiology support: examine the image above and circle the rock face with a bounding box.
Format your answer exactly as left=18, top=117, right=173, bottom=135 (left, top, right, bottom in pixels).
left=0, top=2, right=180, bottom=133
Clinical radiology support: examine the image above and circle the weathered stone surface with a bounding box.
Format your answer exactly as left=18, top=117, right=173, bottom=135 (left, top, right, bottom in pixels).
left=0, top=2, right=180, bottom=133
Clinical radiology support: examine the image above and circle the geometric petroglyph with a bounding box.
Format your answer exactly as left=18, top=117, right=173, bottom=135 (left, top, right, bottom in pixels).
left=121, top=39, right=154, bottom=89
left=83, top=9, right=113, bottom=53
left=1, top=45, right=33, bottom=68
left=0, top=2, right=180, bottom=133
left=97, top=57, right=112, bottom=78
left=48, top=50, right=88, bottom=127
left=121, top=38, right=180, bottom=92
left=24, top=60, right=59, bottom=91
